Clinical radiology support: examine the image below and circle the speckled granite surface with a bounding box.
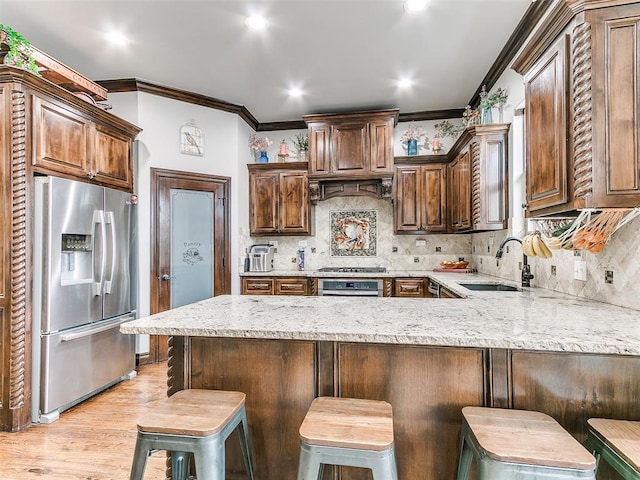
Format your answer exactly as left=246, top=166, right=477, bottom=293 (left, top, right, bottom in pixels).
left=122, top=273, right=640, bottom=355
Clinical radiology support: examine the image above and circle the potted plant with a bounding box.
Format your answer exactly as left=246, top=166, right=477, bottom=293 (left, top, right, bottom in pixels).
left=479, top=85, right=509, bottom=124
left=432, top=120, right=463, bottom=154
left=291, top=133, right=309, bottom=161
left=248, top=134, right=273, bottom=163
left=0, top=24, right=39, bottom=76
left=400, top=122, right=427, bottom=155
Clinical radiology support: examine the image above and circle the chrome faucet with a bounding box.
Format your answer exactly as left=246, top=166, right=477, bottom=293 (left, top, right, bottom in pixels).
left=495, top=236, right=534, bottom=287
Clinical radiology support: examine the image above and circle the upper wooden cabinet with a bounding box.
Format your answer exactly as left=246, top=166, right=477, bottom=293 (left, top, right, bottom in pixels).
left=513, top=0, right=640, bottom=216
left=303, top=109, right=398, bottom=202
left=33, top=95, right=136, bottom=191
left=395, top=163, right=447, bottom=233
left=449, top=124, right=510, bottom=232
left=248, top=162, right=310, bottom=235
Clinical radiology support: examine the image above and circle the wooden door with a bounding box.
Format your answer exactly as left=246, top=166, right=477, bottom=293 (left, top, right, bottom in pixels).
left=394, top=166, right=422, bottom=232
left=249, top=171, right=279, bottom=234
left=422, top=164, right=447, bottom=232
left=146, top=168, right=230, bottom=364
left=278, top=171, right=309, bottom=234
left=524, top=34, right=570, bottom=214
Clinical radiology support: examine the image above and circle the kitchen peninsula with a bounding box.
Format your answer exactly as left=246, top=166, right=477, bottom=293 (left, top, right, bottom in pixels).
left=121, top=279, right=640, bottom=480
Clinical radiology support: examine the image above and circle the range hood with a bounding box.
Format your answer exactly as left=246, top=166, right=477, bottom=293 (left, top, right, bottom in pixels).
left=303, top=109, right=398, bottom=204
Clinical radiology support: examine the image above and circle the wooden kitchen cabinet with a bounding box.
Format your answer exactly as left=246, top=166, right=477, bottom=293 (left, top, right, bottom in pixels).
left=448, top=148, right=472, bottom=232
left=242, top=277, right=310, bottom=296
left=393, top=278, right=427, bottom=297
left=33, top=96, right=135, bottom=191
left=248, top=163, right=310, bottom=235
left=395, top=163, right=447, bottom=233
left=0, top=67, right=140, bottom=432
left=513, top=1, right=640, bottom=216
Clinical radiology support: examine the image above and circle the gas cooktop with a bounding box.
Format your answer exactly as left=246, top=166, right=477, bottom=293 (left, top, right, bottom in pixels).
left=317, top=267, right=387, bottom=273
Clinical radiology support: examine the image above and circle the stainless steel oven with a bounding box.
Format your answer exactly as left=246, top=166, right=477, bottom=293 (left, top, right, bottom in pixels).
left=317, top=267, right=386, bottom=297
left=318, top=279, right=384, bottom=297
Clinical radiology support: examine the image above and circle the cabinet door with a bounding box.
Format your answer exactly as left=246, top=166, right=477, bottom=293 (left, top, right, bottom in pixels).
left=249, top=172, right=279, bottom=234
left=242, top=278, right=274, bottom=295
left=422, top=164, right=447, bottom=232
left=274, top=278, right=309, bottom=296
left=449, top=151, right=471, bottom=231
left=330, top=120, right=368, bottom=173
left=395, top=166, right=422, bottom=232
left=369, top=117, right=394, bottom=173
left=278, top=172, right=309, bottom=234
left=92, top=124, right=132, bottom=190
left=308, top=123, right=331, bottom=175
left=394, top=278, right=426, bottom=297
left=524, top=34, right=570, bottom=214
left=33, top=96, right=90, bottom=176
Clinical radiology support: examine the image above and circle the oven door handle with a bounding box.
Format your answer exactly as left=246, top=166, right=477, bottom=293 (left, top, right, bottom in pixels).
left=320, top=290, right=381, bottom=297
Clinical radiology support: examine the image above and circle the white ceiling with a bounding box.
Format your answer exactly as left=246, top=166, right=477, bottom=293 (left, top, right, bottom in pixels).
left=2, top=0, right=533, bottom=124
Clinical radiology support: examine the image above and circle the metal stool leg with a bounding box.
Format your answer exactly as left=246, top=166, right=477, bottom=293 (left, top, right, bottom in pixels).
left=456, top=431, right=473, bottom=480
left=171, top=451, right=190, bottom=480
left=297, top=444, right=324, bottom=480
left=129, top=433, right=153, bottom=480
left=192, top=437, right=224, bottom=480
left=370, top=451, right=398, bottom=480
left=237, top=409, right=256, bottom=480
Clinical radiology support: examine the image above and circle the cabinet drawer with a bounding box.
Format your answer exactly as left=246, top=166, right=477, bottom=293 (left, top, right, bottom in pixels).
left=275, top=278, right=309, bottom=296
left=242, top=278, right=274, bottom=295
left=394, top=278, right=426, bottom=297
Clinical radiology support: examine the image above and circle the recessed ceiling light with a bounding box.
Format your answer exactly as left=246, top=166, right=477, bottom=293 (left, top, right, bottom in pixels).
left=105, top=30, right=129, bottom=46
left=288, top=87, right=304, bottom=98
left=404, top=0, right=428, bottom=13
left=246, top=15, right=268, bottom=30
left=397, top=78, right=413, bottom=89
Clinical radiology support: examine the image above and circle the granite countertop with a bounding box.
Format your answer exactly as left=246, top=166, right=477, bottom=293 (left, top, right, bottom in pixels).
left=122, top=272, right=640, bottom=355
left=239, top=269, right=466, bottom=278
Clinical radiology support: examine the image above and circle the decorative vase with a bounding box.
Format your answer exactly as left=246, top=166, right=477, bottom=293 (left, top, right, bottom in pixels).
left=480, top=107, right=493, bottom=124
left=407, top=139, right=418, bottom=156
left=258, top=151, right=269, bottom=163
left=497, top=106, right=504, bottom=123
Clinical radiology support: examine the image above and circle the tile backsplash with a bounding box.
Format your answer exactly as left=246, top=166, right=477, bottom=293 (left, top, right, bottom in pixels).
left=243, top=197, right=640, bottom=311
left=243, top=197, right=472, bottom=272
left=472, top=216, right=640, bottom=311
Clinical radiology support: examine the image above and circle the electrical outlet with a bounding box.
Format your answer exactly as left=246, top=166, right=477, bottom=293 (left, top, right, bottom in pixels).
left=435, top=246, right=442, bottom=252
left=605, top=270, right=614, bottom=284
left=488, top=235, right=495, bottom=246
left=298, top=240, right=307, bottom=247
left=415, top=239, right=426, bottom=247
left=574, top=260, right=587, bottom=281
left=414, top=257, right=420, bottom=263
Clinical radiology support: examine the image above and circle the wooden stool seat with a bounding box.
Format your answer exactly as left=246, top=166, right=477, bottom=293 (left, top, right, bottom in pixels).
left=297, top=397, right=398, bottom=480
left=299, top=396, right=394, bottom=451
left=586, top=418, right=640, bottom=479
left=130, top=389, right=255, bottom=480
left=457, top=407, right=596, bottom=480
left=137, top=389, right=245, bottom=437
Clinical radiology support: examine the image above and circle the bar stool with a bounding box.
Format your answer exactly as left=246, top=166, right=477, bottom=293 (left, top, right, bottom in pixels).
left=129, top=389, right=255, bottom=480
left=297, top=396, right=398, bottom=480
left=585, top=418, right=640, bottom=479
left=456, top=406, right=596, bottom=480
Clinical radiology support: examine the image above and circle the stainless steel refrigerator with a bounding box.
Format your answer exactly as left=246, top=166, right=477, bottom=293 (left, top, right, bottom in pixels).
left=32, top=176, right=136, bottom=424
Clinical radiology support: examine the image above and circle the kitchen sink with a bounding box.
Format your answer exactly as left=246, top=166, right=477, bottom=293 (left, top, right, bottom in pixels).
left=458, top=283, right=519, bottom=292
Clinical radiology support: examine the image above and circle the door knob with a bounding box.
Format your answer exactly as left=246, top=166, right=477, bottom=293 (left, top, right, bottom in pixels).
left=160, top=274, right=174, bottom=281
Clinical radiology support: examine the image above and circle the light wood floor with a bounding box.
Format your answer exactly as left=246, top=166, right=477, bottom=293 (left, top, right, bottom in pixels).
left=0, top=363, right=168, bottom=479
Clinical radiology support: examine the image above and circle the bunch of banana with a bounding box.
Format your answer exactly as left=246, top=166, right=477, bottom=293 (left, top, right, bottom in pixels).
left=522, top=231, right=553, bottom=258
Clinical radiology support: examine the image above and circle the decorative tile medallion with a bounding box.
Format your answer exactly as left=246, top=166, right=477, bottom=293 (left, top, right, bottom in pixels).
left=330, top=210, right=377, bottom=256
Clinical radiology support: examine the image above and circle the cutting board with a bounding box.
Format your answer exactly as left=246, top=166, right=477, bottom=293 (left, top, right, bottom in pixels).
left=433, top=268, right=477, bottom=273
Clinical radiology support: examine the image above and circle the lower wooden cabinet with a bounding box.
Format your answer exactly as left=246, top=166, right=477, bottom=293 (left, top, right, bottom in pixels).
left=242, top=277, right=309, bottom=295
left=394, top=278, right=427, bottom=297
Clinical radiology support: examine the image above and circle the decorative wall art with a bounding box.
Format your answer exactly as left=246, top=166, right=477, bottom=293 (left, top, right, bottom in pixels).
left=330, top=210, right=377, bottom=257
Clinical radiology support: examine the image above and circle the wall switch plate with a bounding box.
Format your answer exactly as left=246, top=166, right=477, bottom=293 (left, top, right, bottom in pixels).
left=298, top=240, right=307, bottom=247
left=415, top=239, right=426, bottom=247
left=488, top=236, right=495, bottom=246
left=574, top=260, right=587, bottom=281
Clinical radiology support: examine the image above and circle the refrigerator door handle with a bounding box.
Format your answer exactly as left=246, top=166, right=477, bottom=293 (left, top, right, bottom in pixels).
left=60, top=315, right=135, bottom=343
left=104, top=211, right=116, bottom=295
left=92, top=210, right=106, bottom=296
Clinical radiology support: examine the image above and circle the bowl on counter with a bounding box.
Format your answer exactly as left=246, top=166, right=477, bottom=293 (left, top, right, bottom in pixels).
left=440, top=260, right=469, bottom=270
